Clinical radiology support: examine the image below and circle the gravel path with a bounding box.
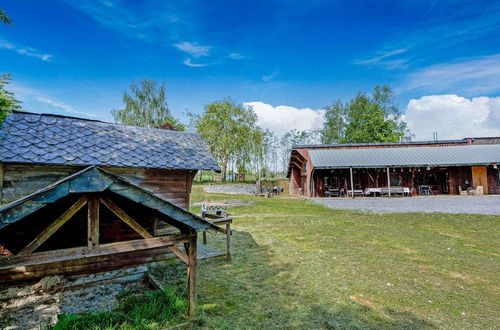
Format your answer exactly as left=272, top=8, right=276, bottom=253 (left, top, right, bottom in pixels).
left=313, top=196, right=500, bottom=215
left=203, top=184, right=256, bottom=195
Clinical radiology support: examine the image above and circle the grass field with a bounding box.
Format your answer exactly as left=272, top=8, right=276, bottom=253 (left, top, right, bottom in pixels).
left=52, top=184, right=499, bottom=329
left=186, top=184, right=500, bottom=329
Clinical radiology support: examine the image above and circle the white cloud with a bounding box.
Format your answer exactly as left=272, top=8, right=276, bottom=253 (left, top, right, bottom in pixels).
left=405, top=94, right=500, bottom=140
left=36, top=97, right=100, bottom=118
left=173, top=41, right=211, bottom=58
left=262, top=71, right=279, bottom=82
left=229, top=52, right=244, bottom=59
left=401, top=53, right=500, bottom=95
left=244, top=101, right=325, bottom=137
left=183, top=58, right=210, bottom=67
left=354, top=48, right=408, bottom=69
left=0, top=39, right=52, bottom=61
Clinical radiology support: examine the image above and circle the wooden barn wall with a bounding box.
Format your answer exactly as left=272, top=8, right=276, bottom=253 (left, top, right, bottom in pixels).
left=0, top=163, right=197, bottom=209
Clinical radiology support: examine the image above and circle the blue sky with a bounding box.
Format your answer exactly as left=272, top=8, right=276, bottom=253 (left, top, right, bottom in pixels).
left=1, top=0, right=500, bottom=139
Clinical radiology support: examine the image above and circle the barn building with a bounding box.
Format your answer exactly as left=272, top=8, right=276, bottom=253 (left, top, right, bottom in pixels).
left=288, top=138, right=500, bottom=197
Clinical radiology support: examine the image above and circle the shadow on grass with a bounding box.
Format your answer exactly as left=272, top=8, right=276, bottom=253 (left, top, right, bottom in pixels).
left=153, top=230, right=435, bottom=329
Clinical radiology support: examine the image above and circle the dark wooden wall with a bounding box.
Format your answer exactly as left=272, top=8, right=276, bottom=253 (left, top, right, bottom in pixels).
left=0, top=163, right=197, bottom=209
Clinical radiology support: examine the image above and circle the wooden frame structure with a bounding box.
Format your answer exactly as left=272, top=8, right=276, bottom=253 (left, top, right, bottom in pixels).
left=0, top=166, right=223, bottom=316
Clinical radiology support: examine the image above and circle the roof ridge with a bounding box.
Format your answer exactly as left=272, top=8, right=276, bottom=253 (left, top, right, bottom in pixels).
left=9, top=110, right=192, bottom=135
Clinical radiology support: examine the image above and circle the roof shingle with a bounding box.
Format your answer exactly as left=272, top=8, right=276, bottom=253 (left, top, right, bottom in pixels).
left=0, top=111, right=220, bottom=172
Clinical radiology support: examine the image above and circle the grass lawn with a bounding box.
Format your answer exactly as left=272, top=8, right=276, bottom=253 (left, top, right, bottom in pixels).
left=185, top=184, right=499, bottom=329
left=51, top=184, right=499, bottom=329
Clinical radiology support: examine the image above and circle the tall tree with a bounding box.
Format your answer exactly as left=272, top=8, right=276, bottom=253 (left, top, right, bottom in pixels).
left=191, top=98, right=259, bottom=181
left=320, top=99, right=346, bottom=144
left=0, top=8, right=13, bottom=25
left=320, top=85, right=409, bottom=144
left=0, top=73, right=22, bottom=124
left=112, top=80, right=185, bottom=130
left=342, top=92, right=402, bottom=143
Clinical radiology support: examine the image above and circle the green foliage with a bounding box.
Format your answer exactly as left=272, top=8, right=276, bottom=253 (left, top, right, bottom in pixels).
left=190, top=98, right=271, bottom=181
left=52, top=287, right=186, bottom=329
left=0, top=9, right=12, bottom=25
left=0, top=73, right=22, bottom=125
left=321, top=85, right=410, bottom=144
left=112, top=80, right=185, bottom=130
left=280, top=129, right=319, bottom=171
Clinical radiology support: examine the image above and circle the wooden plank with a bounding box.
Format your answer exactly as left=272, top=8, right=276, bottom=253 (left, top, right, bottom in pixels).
left=145, top=272, right=164, bottom=291
left=100, top=196, right=153, bottom=239
left=168, top=245, right=189, bottom=265
left=18, top=196, right=88, bottom=256
left=87, top=194, right=100, bottom=250
left=187, top=235, right=197, bottom=317
left=0, top=235, right=191, bottom=270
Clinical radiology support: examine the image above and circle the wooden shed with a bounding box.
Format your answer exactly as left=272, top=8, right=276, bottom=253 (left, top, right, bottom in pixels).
left=0, top=111, right=220, bottom=208
left=0, top=111, right=223, bottom=315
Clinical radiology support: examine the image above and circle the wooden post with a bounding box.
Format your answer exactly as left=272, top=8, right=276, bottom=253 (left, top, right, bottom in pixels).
left=0, top=163, right=4, bottom=205
left=87, top=195, right=100, bottom=250
left=187, top=234, right=197, bottom=317
left=226, top=223, right=232, bottom=259
left=349, top=167, right=354, bottom=198
left=387, top=167, right=391, bottom=197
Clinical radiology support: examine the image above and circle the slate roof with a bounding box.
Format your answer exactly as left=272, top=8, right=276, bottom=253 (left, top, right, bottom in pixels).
left=0, top=166, right=219, bottom=232
left=308, top=144, right=500, bottom=169
left=0, top=111, right=220, bottom=172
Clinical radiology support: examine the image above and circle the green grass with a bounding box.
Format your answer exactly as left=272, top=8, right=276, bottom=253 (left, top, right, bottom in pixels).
left=188, top=186, right=500, bottom=329
left=51, top=287, right=187, bottom=329
left=52, top=185, right=499, bottom=329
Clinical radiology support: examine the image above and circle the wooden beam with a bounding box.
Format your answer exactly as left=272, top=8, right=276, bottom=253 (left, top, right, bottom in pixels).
left=0, top=236, right=192, bottom=282
left=226, top=223, right=232, bottom=260
left=168, top=245, right=189, bottom=265
left=18, top=196, right=87, bottom=256
left=187, top=235, right=197, bottom=317
left=387, top=167, right=391, bottom=197
left=292, top=161, right=303, bottom=171
left=349, top=167, right=354, bottom=199
left=87, top=195, right=100, bottom=250
left=100, top=197, right=153, bottom=239
left=0, top=163, right=4, bottom=204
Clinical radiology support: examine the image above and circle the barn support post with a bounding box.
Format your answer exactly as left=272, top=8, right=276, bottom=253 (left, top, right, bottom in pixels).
left=0, top=163, right=4, bottom=204
left=187, top=233, right=198, bottom=317
left=386, top=167, right=391, bottom=197
left=349, top=167, right=354, bottom=198
left=87, top=194, right=100, bottom=250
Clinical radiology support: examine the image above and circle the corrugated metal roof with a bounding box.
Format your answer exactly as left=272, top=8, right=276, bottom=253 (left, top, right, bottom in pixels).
left=294, top=139, right=467, bottom=149
left=0, top=111, right=220, bottom=172
left=308, top=144, right=500, bottom=168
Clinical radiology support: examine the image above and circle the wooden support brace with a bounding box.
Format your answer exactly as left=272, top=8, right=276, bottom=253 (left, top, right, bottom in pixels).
left=100, top=197, right=153, bottom=239
left=18, top=196, right=87, bottom=256
left=87, top=195, right=100, bottom=250
left=168, top=245, right=190, bottom=265
left=187, top=235, right=197, bottom=317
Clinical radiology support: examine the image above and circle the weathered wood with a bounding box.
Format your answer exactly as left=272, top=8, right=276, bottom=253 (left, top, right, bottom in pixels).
left=226, top=223, right=232, bottom=259
left=168, top=245, right=190, bottom=265
left=87, top=194, right=100, bottom=250
left=145, top=272, right=164, bottom=291
left=18, top=196, right=88, bottom=256
left=100, top=196, right=153, bottom=239
left=386, top=167, right=391, bottom=197
left=187, top=235, right=198, bottom=317
left=0, top=163, right=4, bottom=204
left=349, top=167, right=354, bottom=198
